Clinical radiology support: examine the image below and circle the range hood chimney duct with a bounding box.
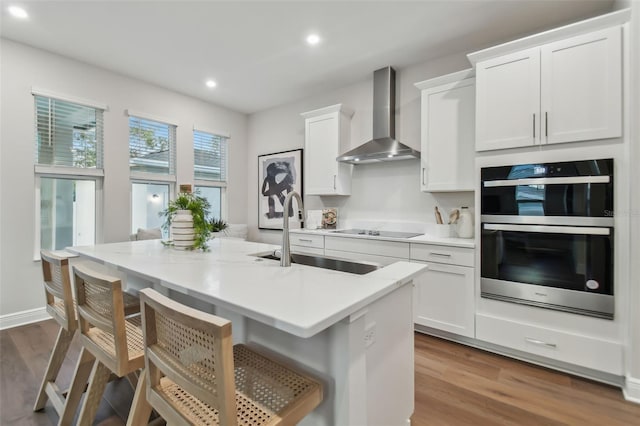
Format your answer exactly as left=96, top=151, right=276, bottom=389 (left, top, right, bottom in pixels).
left=336, top=66, right=420, bottom=164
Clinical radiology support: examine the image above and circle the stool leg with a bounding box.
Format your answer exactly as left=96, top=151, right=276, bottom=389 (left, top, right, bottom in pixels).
left=34, top=327, right=75, bottom=411
left=58, top=347, right=95, bottom=426
left=75, top=360, right=112, bottom=426
left=126, top=369, right=153, bottom=426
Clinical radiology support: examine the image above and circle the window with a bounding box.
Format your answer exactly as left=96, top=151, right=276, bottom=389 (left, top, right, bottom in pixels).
left=193, top=128, right=228, bottom=221
left=131, top=182, right=169, bottom=235
left=33, top=91, right=105, bottom=253
left=40, top=177, right=96, bottom=249
left=193, top=129, right=227, bottom=181
left=128, top=115, right=176, bottom=176
left=35, top=95, right=103, bottom=168
left=194, top=186, right=222, bottom=220
left=128, top=111, right=177, bottom=235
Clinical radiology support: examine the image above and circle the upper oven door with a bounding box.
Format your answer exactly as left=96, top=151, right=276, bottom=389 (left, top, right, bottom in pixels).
left=481, top=159, right=613, bottom=224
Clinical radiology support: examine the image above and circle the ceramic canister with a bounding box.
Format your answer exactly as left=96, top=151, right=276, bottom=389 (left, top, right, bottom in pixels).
left=456, top=206, right=474, bottom=239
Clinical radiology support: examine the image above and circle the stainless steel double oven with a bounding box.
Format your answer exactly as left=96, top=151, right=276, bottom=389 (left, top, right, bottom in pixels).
left=480, top=159, right=614, bottom=319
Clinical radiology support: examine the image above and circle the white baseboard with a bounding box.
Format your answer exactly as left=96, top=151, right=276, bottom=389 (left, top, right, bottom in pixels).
left=624, top=376, right=640, bottom=404
left=0, top=307, right=49, bottom=330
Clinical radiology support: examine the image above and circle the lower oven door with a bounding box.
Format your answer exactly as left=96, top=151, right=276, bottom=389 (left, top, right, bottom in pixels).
left=481, top=223, right=614, bottom=319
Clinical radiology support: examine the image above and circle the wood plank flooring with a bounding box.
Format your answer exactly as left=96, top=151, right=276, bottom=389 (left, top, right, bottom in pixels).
left=1, top=320, right=639, bottom=425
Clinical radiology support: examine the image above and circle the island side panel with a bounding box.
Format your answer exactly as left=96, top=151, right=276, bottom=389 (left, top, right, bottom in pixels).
left=242, top=282, right=414, bottom=426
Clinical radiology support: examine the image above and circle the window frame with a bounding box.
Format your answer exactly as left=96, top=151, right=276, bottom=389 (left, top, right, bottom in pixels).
left=127, top=109, right=178, bottom=181
left=194, top=182, right=227, bottom=221
left=193, top=126, right=229, bottom=220
left=129, top=179, right=174, bottom=236
left=32, top=89, right=107, bottom=260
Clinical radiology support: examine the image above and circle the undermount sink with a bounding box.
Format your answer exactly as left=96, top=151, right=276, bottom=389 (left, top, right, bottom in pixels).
left=254, top=252, right=380, bottom=275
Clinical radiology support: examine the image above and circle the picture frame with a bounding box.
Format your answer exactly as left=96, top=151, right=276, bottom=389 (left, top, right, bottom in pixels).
left=258, top=149, right=304, bottom=230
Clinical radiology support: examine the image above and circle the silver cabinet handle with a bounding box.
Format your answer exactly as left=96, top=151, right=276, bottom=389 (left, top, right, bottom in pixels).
left=533, top=113, right=536, bottom=139
left=422, top=167, right=426, bottom=186
left=333, top=175, right=336, bottom=190
left=429, top=252, right=451, bottom=257
left=525, top=337, right=557, bottom=349
left=545, top=111, right=548, bottom=137
left=297, top=238, right=313, bottom=243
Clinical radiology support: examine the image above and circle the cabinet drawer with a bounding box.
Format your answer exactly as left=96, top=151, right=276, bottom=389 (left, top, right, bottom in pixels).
left=476, top=314, right=622, bottom=375
left=410, top=244, right=474, bottom=267
left=288, top=233, right=324, bottom=249
left=291, top=245, right=324, bottom=256
left=324, top=249, right=401, bottom=267
left=325, top=236, right=409, bottom=259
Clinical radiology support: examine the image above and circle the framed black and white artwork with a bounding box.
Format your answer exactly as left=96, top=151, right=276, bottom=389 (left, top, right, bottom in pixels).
left=258, top=149, right=303, bottom=230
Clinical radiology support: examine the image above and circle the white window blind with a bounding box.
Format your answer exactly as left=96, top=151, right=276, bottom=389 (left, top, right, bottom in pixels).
left=129, top=116, right=176, bottom=175
left=34, top=95, right=104, bottom=168
left=194, top=129, right=227, bottom=181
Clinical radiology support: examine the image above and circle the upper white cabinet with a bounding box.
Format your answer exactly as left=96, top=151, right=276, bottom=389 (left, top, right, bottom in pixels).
left=415, top=69, right=476, bottom=192
left=474, top=26, right=622, bottom=152
left=301, top=104, right=353, bottom=195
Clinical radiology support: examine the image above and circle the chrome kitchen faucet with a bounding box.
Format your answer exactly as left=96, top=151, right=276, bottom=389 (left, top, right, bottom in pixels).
left=281, top=191, right=305, bottom=267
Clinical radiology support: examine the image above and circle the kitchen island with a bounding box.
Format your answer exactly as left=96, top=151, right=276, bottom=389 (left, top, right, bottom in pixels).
left=68, top=238, right=426, bottom=425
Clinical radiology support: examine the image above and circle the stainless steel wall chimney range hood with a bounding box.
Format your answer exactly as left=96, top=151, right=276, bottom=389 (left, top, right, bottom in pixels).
left=336, top=66, right=420, bottom=164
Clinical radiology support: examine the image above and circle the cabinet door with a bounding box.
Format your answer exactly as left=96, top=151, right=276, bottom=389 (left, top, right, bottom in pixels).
left=413, top=261, right=475, bottom=338
left=541, top=26, right=622, bottom=144
left=304, top=112, right=339, bottom=195
left=476, top=48, right=541, bottom=151
left=421, top=78, right=475, bottom=191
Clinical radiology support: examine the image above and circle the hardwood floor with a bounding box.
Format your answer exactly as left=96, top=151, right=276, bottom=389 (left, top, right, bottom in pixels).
left=1, top=321, right=639, bottom=425
left=412, top=332, right=640, bottom=426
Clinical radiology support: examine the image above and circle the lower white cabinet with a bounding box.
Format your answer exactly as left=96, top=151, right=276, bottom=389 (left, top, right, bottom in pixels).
left=476, top=313, right=623, bottom=375
left=412, top=261, right=475, bottom=338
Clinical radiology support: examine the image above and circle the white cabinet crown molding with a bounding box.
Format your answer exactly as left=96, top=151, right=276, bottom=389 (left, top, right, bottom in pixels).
left=467, top=8, right=631, bottom=65
left=300, top=103, right=354, bottom=119
left=414, top=68, right=475, bottom=90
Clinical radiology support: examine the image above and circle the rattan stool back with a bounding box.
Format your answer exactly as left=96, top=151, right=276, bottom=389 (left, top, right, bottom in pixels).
left=128, top=288, right=323, bottom=426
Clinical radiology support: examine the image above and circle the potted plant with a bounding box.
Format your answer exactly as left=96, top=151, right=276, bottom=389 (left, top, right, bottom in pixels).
left=209, top=218, right=228, bottom=237
left=159, top=192, right=211, bottom=250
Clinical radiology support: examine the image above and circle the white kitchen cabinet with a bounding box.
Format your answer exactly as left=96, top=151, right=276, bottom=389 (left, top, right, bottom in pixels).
left=413, top=261, right=475, bottom=338
left=415, top=70, right=476, bottom=192
left=475, top=26, right=622, bottom=151
left=411, top=243, right=475, bottom=338
left=301, top=104, right=353, bottom=195
left=289, top=232, right=325, bottom=256
left=476, top=313, right=623, bottom=375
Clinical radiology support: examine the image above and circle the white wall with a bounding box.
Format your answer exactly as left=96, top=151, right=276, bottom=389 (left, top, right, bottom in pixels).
left=0, top=39, right=248, bottom=318
left=247, top=53, right=474, bottom=244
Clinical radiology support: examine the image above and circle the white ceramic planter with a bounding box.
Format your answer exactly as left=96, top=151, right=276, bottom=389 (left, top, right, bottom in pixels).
left=171, top=210, right=195, bottom=249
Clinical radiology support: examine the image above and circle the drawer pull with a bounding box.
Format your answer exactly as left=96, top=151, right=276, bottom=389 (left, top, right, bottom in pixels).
left=297, top=238, right=313, bottom=243
left=525, top=337, right=557, bottom=349
left=429, top=252, right=451, bottom=257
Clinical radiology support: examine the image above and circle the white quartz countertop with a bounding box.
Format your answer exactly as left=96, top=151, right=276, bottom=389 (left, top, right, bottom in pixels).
left=67, top=239, right=426, bottom=338
left=290, top=228, right=476, bottom=248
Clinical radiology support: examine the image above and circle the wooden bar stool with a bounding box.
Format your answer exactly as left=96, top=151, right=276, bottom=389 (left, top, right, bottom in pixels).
left=67, top=263, right=146, bottom=426
left=127, top=288, right=323, bottom=426
left=33, top=250, right=79, bottom=416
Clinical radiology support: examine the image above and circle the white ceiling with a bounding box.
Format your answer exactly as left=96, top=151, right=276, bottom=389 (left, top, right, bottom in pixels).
left=1, top=1, right=614, bottom=114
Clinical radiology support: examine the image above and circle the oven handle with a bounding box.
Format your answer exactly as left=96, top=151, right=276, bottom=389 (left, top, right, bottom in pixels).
left=483, top=175, right=610, bottom=187
left=483, top=223, right=610, bottom=236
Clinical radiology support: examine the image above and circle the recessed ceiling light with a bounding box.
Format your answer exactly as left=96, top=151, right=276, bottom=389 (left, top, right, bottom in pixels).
left=8, top=5, right=28, bottom=19
left=205, top=80, right=217, bottom=88
left=306, top=34, right=321, bottom=46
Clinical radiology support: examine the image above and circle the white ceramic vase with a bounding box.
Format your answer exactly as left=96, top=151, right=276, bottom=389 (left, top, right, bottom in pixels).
left=171, top=209, right=195, bottom=250
left=456, top=206, right=474, bottom=239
